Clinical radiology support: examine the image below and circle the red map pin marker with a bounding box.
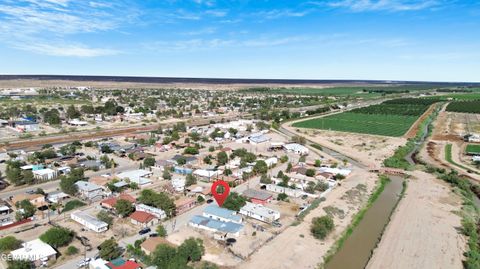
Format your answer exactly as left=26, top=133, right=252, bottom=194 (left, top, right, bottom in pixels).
left=211, top=180, right=230, bottom=207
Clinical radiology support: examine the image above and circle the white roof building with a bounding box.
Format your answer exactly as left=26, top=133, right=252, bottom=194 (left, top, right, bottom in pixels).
left=193, top=169, right=219, bottom=180
left=284, top=143, right=309, bottom=155
left=239, top=202, right=280, bottom=223
left=33, top=168, right=57, bottom=181
left=473, top=156, right=480, bottom=162
left=136, top=204, right=167, bottom=220
left=71, top=210, right=108, bottom=233
left=10, top=239, right=57, bottom=262
left=68, top=119, right=88, bottom=126
left=266, top=184, right=304, bottom=198
left=117, top=169, right=153, bottom=186
left=264, top=157, right=278, bottom=167
left=172, top=177, right=186, bottom=192
left=318, top=167, right=351, bottom=176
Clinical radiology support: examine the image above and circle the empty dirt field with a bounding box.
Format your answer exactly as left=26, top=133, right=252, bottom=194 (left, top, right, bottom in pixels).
left=367, top=171, right=465, bottom=269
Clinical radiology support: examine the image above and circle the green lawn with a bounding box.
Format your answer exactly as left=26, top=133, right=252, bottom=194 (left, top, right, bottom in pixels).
left=292, top=112, right=417, bottom=137
left=466, top=144, right=480, bottom=155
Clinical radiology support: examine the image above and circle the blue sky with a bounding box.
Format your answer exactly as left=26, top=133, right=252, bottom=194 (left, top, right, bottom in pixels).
left=0, top=0, right=479, bottom=82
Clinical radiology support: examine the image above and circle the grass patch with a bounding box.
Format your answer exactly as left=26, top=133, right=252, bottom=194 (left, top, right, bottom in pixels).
left=62, top=200, right=86, bottom=213
left=466, top=144, right=480, bottom=155
left=445, top=144, right=479, bottom=175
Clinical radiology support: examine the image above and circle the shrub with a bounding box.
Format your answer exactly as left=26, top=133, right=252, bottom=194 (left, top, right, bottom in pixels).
left=66, top=246, right=79, bottom=255
left=310, top=216, right=334, bottom=240
left=40, top=227, right=74, bottom=248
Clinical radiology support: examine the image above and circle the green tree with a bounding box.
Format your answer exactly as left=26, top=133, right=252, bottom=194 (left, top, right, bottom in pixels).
left=186, top=174, right=197, bottom=186
left=114, top=199, right=134, bottom=217
left=163, top=169, right=172, bottom=180
left=314, top=159, right=322, bottom=167
left=286, top=162, right=293, bottom=173
left=99, top=239, right=123, bottom=260
left=253, top=160, right=268, bottom=174
left=15, top=200, right=36, bottom=220
left=7, top=260, right=31, bottom=269
left=216, top=151, right=228, bottom=165
left=280, top=155, right=288, bottom=163
left=66, top=105, right=81, bottom=119
left=277, top=193, right=288, bottom=201
left=138, top=189, right=176, bottom=217
left=177, top=237, right=204, bottom=262
left=260, top=174, right=272, bottom=184
left=151, top=244, right=178, bottom=269
left=305, top=169, right=316, bottom=177
left=0, top=236, right=22, bottom=253
left=143, top=157, right=156, bottom=167
left=66, top=246, right=79, bottom=255
left=222, top=192, right=246, bottom=211
left=156, top=224, right=167, bottom=237
left=183, top=147, right=199, bottom=155
left=39, top=227, right=74, bottom=248
left=311, top=216, right=334, bottom=240
left=97, top=210, right=114, bottom=228
left=60, top=176, right=79, bottom=196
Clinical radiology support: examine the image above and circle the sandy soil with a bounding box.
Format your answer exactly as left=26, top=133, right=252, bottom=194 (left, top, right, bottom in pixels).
left=0, top=79, right=377, bottom=90
left=367, top=171, right=465, bottom=269
left=285, top=123, right=406, bottom=168
left=239, top=168, right=378, bottom=269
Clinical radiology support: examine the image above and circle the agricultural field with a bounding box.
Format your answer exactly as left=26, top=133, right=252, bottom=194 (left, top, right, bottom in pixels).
left=466, top=144, right=480, bottom=155
left=446, top=100, right=480, bottom=114
left=243, top=85, right=437, bottom=97
left=292, top=98, right=436, bottom=137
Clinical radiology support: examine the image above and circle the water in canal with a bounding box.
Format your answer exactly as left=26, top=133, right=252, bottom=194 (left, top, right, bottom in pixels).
left=325, top=175, right=405, bottom=269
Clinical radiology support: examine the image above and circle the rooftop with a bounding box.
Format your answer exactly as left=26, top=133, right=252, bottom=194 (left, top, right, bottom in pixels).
left=242, top=189, right=272, bottom=201
left=75, top=181, right=102, bottom=192
left=71, top=210, right=108, bottom=228
left=10, top=239, right=57, bottom=261
left=190, top=215, right=244, bottom=234
left=129, top=211, right=156, bottom=223
left=204, top=205, right=242, bottom=223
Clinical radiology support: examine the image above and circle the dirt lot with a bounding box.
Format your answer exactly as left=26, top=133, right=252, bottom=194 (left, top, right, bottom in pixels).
left=239, top=168, right=378, bottom=269
left=285, top=123, right=405, bottom=168
left=367, top=171, right=465, bottom=269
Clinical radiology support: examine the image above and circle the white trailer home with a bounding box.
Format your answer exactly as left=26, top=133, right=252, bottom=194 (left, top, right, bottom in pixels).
left=239, top=202, right=280, bottom=223
left=71, top=210, right=108, bottom=233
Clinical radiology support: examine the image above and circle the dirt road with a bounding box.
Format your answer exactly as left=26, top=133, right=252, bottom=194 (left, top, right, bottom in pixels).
left=367, top=171, right=465, bottom=269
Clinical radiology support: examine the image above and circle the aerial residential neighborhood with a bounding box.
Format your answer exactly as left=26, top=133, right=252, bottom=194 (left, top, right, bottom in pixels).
left=1, top=1, right=480, bottom=269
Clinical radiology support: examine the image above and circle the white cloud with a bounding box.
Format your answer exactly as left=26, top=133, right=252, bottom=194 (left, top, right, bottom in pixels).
left=324, top=0, right=441, bottom=12
left=253, top=9, right=312, bottom=19
left=14, top=42, right=120, bottom=57
left=0, top=0, right=136, bottom=56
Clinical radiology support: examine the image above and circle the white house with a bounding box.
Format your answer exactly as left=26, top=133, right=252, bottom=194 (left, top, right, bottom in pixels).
left=468, top=134, right=480, bottom=143
left=172, top=177, right=186, bottom=192
left=203, top=205, right=243, bottom=224
left=284, top=143, right=309, bottom=155
left=193, top=169, right=220, bottom=182
left=473, top=156, right=480, bottom=162
left=74, top=181, right=104, bottom=200
left=10, top=239, right=57, bottom=267
left=117, top=169, right=153, bottom=186
left=68, top=119, right=88, bottom=126
left=264, top=157, right=278, bottom=167
left=266, top=184, right=304, bottom=198
left=71, top=210, right=108, bottom=233
left=318, top=167, right=351, bottom=177
left=239, top=202, right=280, bottom=223
left=136, top=203, right=167, bottom=220
left=33, top=168, right=57, bottom=181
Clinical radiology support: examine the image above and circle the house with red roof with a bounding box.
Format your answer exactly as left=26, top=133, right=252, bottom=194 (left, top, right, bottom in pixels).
left=129, top=211, right=158, bottom=227
left=100, top=194, right=136, bottom=210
